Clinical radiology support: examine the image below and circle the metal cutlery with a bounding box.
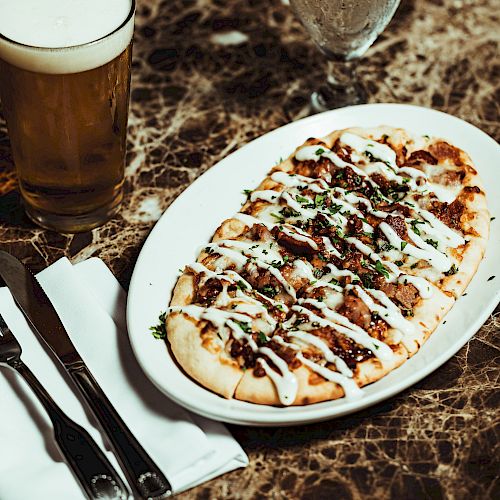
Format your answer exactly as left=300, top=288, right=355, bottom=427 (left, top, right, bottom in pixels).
left=0, top=312, right=129, bottom=499
left=0, top=251, right=172, bottom=499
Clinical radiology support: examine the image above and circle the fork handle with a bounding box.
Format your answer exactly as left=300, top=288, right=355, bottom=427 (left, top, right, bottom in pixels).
left=15, top=361, right=130, bottom=500
left=68, top=363, right=172, bottom=499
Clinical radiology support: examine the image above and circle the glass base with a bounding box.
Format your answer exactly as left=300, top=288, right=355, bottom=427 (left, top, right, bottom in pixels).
left=310, top=82, right=367, bottom=112
left=24, top=198, right=121, bottom=233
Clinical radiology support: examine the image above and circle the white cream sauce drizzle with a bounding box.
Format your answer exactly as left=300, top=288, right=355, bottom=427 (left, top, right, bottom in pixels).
left=340, top=132, right=397, bottom=168
left=288, top=330, right=352, bottom=376
left=257, top=357, right=298, bottom=405
left=379, top=222, right=452, bottom=273
left=292, top=259, right=343, bottom=292
left=205, top=241, right=297, bottom=299
left=234, top=210, right=318, bottom=250
left=339, top=132, right=465, bottom=206
left=350, top=286, right=420, bottom=345
left=297, top=354, right=363, bottom=399
left=291, top=303, right=393, bottom=361
left=295, top=145, right=378, bottom=187
left=189, top=262, right=290, bottom=314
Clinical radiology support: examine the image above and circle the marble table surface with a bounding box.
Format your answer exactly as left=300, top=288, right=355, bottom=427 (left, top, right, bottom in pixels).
left=0, top=0, right=498, bottom=498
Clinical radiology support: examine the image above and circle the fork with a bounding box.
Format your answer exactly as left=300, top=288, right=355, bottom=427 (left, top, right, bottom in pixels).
left=0, top=312, right=130, bottom=499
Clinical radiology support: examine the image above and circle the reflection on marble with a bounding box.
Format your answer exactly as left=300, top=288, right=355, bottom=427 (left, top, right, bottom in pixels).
left=0, top=0, right=498, bottom=498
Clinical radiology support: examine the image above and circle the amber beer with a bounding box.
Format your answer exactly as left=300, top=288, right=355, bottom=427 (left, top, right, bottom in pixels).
left=0, top=0, right=135, bottom=232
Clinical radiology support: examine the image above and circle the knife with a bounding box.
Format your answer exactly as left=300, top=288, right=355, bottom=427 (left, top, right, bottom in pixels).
left=0, top=313, right=130, bottom=499
left=0, top=251, right=172, bottom=499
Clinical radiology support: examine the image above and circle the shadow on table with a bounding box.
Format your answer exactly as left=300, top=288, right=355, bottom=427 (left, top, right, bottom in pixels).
left=227, top=398, right=398, bottom=450
left=0, top=366, right=63, bottom=462
left=0, top=190, right=33, bottom=228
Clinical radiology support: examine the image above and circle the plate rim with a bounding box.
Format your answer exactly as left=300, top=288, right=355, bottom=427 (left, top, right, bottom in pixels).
left=127, top=103, right=500, bottom=426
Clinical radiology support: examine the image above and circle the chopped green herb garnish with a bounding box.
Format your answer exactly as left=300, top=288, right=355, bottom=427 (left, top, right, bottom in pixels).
left=425, top=239, right=439, bottom=249
left=401, top=241, right=408, bottom=251
left=261, top=285, right=279, bottom=297
left=395, top=260, right=404, bottom=266
left=315, top=193, right=327, bottom=208
left=236, top=280, right=248, bottom=291
left=257, top=332, right=268, bottom=343
left=236, top=321, right=252, bottom=333
left=365, top=151, right=377, bottom=162
left=361, top=273, right=374, bottom=289
left=271, top=212, right=285, bottom=223
left=150, top=312, right=167, bottom=339
left=313, top=268, right=324, bottom=279
left=243, top=189, right=252, bottom=197
left=328, top=204, right=343, bottom=215
left=379, top=241, right=394, bottom=252
left=280, top=206, right=301, bottom=218
left=410, top=219, right=425, bottom=236
left=444, top=264, right=458, bottom=276
left=375, top=261, right=390, bottom=279
left=296, top=194, right=309, bottom=203
left=315, top=148, right=325, bottom=155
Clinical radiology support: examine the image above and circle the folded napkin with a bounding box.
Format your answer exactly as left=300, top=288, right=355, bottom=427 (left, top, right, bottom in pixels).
left=0, top=257, right=248, bottom=499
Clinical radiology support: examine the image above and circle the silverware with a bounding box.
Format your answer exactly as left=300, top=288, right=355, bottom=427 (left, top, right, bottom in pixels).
left=0, top=251, right=172, bottom=499
left=0, top=313, right=129, bottom=500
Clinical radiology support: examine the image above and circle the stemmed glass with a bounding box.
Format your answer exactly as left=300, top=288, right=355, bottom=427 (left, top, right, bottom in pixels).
left=290, top=0, right=401, bottom=111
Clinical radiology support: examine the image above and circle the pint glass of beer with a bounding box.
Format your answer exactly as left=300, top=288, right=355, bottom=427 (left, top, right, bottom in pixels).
left=0, top=0, right=135, bottom=232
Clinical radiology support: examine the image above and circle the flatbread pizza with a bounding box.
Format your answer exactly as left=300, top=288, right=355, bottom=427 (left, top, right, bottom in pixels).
left=163, top=126, right=489, bottom=406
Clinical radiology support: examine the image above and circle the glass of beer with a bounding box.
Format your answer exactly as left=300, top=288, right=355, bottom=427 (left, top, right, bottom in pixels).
left=0, top=0, right=135, bottom=232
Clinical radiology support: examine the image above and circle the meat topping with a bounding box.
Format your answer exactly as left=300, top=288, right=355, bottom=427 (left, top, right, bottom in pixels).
left=337, top=293, right=372, bottom=330
left=406, top=150, right=437, bottom=166
left=430, top=199, right=464, bottom=230
left=271, top=226, right=315, bottom=256
left=383, top=215, right=408, bottom=241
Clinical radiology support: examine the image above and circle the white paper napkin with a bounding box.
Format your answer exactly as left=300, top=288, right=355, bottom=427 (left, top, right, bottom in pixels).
left=0, top=257, right=248, bottom=499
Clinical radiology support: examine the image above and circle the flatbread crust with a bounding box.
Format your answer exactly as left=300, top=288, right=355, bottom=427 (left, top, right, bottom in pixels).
left=165, top=125, right=489, bottom=406
left=168, top=274, right=244, bottom=398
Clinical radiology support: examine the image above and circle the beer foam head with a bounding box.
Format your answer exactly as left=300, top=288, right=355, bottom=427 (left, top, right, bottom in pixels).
left=0, top=0, right=134, bottom=74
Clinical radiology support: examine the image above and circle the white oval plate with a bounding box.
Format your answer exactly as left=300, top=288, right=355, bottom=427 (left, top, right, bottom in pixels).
left=127, top=104, right=500, bottom=426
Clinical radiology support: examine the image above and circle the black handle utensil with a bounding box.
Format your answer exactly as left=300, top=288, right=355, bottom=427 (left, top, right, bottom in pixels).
left=0, top=250, right=172, bottom=499
left=0, top=313, right=129, bottom=499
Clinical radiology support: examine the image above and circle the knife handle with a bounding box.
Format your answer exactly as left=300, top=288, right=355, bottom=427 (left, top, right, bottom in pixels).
left=68, top=363, right=172, bottom=499
left=15, top=361, right=130, bottom=500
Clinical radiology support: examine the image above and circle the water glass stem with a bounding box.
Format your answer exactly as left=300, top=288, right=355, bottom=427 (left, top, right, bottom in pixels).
left=311, top=58, right=367, bottom=112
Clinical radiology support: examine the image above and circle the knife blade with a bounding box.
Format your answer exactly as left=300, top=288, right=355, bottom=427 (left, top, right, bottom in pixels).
left=0, top=251, right=172, bottom=499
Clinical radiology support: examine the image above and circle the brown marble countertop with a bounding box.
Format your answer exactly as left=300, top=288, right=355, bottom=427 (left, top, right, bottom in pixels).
left=1, top=0, right=499, bottom=498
